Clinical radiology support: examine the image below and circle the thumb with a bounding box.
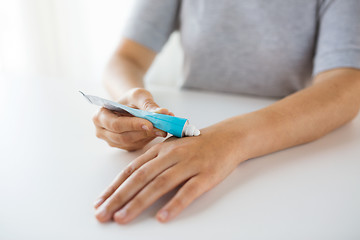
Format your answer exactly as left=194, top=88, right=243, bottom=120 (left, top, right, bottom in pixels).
left=130, top=88, right=160, bottom=111
left=141, top=98, right=161, bottom=112
left=130, top=88, right=171, bottom=114
left=142, top=99, right=171, bottom=115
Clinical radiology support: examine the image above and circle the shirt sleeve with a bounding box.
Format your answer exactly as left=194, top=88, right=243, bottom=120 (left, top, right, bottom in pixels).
left=313, top=0, right=360, bottom=76
left=121, top=0, right=180, bottom=53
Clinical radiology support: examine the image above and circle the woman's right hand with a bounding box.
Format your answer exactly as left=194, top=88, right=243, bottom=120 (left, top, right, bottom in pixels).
left=92, top=88, right=174, bottom=151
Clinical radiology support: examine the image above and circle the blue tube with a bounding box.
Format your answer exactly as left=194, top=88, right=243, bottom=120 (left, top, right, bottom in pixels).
left=80, top=91, right=188, bottom=138
left=138, top=111, right=188, bottom=138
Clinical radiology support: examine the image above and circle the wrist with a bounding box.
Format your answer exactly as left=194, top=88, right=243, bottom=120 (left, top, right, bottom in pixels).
left=202, top=117, right=253, bottom=166
left=205, top=110, right=281, bottom=165
left=230, top=109, right=289, bottom=161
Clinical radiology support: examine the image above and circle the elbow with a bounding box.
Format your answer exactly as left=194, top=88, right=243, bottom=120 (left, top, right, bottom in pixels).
left=348, top=106, right=360, bottom=123
left=346, top=88, right=360, bottom=123
left=338, top=98, right=360, bottom=127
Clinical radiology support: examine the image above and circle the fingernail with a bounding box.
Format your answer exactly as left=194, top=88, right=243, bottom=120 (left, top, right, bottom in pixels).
left=142, top=125, right=150, bottom=131
left=116, top=209, right=127, bottom=219
left=155, top=131, right=165, bottom=137
left=157, top=210, right=168, bottom=222
left=95, top=206, right=108, bottom=220
left=93, top=198, right=104, bottom=208
left=150, top=107, right=162, bottom=113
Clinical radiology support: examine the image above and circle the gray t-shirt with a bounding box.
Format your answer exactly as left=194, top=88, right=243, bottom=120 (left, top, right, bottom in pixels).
left=122, top=0, right=360, bottom=97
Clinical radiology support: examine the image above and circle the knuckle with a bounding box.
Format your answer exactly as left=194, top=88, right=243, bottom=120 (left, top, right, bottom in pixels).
left=95, top=130, right=102, bottom=139
left=123, top=142, right=143, bottom=152
left=203, top=173, right=219, bottom=186
left=142, top=99, right=154, bottom=110
left=110, top=119, right=121, bottom=132
left=102, top=187, right=116, bottom=199
left=107, top=142, right=117, bottom=148
left=171, top=197, right=185, bottom=209
left=131, top=118, right=143, bottom=130
left=131, top=197, right=144, bottom=209
left=108, top=196, right=123, bottom=210
left=116, top=142, right=141, bottom=151
left=92, top=113, right=100, bottom=125
left=120, top=133, right=133, bottom=144
left=123, top=146, right=139, bottom=152
left=154, top=175, right=169, bottom=188
left=123, top=165, right=134, bottom=176
left=130, top=88, right=147, bottom=99
left=185, top=183, right=199, bottom=196
left=196, top=160, right=211, bottom=171
left=134, top=168, right=147, bottom=182
left=112, top=134, right=124, bottom=145
left=113, top=171, right=124, bottom=182
left=108, top=185, right=117, bottom=194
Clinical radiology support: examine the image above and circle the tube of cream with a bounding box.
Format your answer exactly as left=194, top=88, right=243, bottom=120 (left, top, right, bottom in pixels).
left=80, top=91, right=200, bottom=138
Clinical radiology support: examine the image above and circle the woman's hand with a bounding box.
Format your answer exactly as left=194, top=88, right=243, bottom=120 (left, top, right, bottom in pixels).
left=92, top=88, right=174, bottom=151
left=93, top=121, right=248, bottom=224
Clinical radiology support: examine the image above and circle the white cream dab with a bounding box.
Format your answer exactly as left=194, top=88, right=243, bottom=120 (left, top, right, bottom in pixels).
left=183, top=123, right=201, bottom=137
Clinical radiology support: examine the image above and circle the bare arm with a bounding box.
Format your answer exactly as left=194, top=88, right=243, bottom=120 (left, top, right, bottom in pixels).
left=234, top=68, right=360, bottom=161
left=103, top=38, right=156, bottom=99
left=92, top=38, right=174, bottom=151
left=94, top=68, right=360, bottom=224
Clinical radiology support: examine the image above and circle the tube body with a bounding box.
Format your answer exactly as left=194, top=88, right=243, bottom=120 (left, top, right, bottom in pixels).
left=80, top=92, right=191, bottom=137
left=141, top=113, right=188, bottom=138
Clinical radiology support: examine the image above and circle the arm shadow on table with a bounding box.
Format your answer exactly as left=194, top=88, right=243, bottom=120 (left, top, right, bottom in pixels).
left=107, top=120, right=358, bottom=225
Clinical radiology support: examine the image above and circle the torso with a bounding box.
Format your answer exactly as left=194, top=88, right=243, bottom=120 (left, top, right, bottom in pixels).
left=179, top=0, right=319, bottom=97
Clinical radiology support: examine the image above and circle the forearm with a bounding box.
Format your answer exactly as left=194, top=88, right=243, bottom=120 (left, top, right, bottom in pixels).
left=222, top=69, right=360, bottom=163
left=103, top=54, right=145, bottom=100
left=102, top=39, right=156, bottom=100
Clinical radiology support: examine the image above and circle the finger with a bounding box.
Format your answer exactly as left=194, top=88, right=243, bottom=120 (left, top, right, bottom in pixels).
left=94, top=147, right=159, bottom=209
left=95, top=151, right=177, bottom=222
left=102, top=130, right=160, bottom=145
left=94, top=108, right=154, bottom=133
left=101, top=129, right=166, bottom=148
left=123, top=128, right=167, bottom=139
left=150, top=107, right=171, bottom=115
left=106, top=130, right=167, bottom=151
left=156, top=175, right=209, bottom=223
left=131, top=91, right=160, bottom=112
left=152, top=128, right=168, bottom=138
left=95, top=126, right=106, bottom=140
left=129, top=89, right=173, bottom=115
left=113, top=164, right=197, bottom=224
left=95, top=126, right=130, bottom=149
left=95, top=126, right=165, bottom=151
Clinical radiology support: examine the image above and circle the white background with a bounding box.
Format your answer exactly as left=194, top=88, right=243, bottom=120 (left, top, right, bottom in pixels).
left=0, top=0, right=183, bottom=87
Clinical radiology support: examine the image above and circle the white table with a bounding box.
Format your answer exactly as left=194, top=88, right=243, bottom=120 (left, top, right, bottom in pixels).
left=1, top=76, right=359, bottom=240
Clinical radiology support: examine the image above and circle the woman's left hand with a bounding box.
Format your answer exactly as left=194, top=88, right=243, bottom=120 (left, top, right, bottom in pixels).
left=93, top=121, right=248, bottom=224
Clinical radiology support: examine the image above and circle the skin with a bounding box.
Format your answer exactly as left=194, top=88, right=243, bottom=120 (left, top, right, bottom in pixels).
left=92, top=38, right=360, bottom=224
